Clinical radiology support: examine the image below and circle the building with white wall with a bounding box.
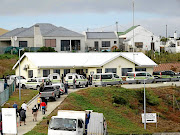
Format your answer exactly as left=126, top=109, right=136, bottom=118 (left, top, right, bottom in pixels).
left=12, top=52, right=157, bottom=80
left=118, top=25, right=161, bottom=52
left=0, top=23, right=85, bottom=52
left=84, top=32, right=119, bottom=52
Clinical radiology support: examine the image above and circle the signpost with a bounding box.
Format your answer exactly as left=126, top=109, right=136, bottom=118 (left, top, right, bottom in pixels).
left=142, top=113, right=157, bottom=128
left=2, top=108, right=17, bottom=134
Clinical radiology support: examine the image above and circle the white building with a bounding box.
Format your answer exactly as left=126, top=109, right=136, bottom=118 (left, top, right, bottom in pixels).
left=12, top=52, right=157, bottom=80
left=118, top=25, right=161, bottom=52
left=0, top=23, right=85, bottom=52
left=84, top=32, right=119, bottom=52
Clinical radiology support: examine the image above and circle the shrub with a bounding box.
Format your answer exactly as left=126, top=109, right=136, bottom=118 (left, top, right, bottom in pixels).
left=112, top=95, right=127, bottom=105
left=37, top=47, right=56, bottom=52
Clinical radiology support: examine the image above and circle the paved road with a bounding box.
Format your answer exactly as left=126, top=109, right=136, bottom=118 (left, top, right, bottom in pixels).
left=17, top=88, right=80, bottom=135
left=121, top=81, right=180, bottom=89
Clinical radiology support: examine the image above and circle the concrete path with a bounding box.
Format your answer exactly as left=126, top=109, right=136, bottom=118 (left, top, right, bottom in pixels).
left=121, top=81, right=180, bottom=89
left=17, top=88, right=80, bottom=135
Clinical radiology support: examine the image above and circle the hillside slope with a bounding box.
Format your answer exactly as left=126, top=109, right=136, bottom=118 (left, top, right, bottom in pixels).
left=0, top=54, right=18, bottom=78
left=26, top=86, right=180, bottom=135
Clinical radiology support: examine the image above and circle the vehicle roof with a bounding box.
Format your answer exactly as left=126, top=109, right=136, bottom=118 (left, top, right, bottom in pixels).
left=93, top=73, right=117, bottom=75
left=127, top=71, right=148, bottom=74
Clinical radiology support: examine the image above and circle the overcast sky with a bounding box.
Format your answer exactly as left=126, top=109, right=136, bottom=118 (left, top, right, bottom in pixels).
left=0, top=0, right=180, bottom=37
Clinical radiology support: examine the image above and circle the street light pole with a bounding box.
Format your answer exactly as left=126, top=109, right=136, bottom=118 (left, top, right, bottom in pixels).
left=19, top=48, right=24, bottom=100
left=132, top=0, right=135, bottom=52
left=144, top=79, right=146, bottom=129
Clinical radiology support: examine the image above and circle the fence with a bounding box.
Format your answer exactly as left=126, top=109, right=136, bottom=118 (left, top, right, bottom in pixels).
left=0, top=47, right=41, bottom=54
left=0, top=80, right=15, bottom=106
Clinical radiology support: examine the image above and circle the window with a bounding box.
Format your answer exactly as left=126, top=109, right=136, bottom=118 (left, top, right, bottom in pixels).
left=61, top=40, right=70, bottom=51
left=19, top=41, right=27, bottom=47
left=105, top=68, right=117, bottom=73
left=68, top=76, right=72, bottom=79
left=97, top=69, right=102, bottom=73
left=28, top=70, right=33, bottom=78
left=86, top=69, right=88, bottom=73
left=113, top=74, right=120, bottom=78
left=122, top=68, right=133, bottom=76
left=102, top=74, right=112, bottom=79
left=71, top=40, right=81, bottom=51
left=177, top=42, right=180, bottom=46
left=94, top=41, right=99, bottom=51
left=43, top=69, right=50, bottom=77
left=114, top=41, right=117, bottom=44
left=136, top=73, right=146, bottom=76
left=53, top=76, right=57, bottom=79
left=93, top=75, right=100, bottom=79
left=135, top=42, right=143, bottom=48
left=64, top=69, right=70, bottom=75
left=45, top=39, right=56, bottom=47
left=53, top=69, right=60, bottom=75
left=135, top=68, right=146, bottom=72
left=102, top=41, right=110, bottom=47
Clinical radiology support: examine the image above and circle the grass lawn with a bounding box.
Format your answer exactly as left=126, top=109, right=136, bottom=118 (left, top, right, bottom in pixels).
left=1, top=88, right=39, bottom=109
left=25, top=86, right=180, bottom=135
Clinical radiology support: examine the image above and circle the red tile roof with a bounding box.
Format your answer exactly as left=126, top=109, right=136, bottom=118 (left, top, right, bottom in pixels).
left=153, top=63, right=180, bottom=72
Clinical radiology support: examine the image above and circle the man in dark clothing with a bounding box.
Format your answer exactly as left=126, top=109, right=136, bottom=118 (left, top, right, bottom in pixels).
left=64, top=81, right=68, bottom=94
left=19, top=108, right=26, bottom=126
left=85, top=112, right=91, bottom=134
left=13, top=102, right=18, bottom=117
left=32, top=105, right=38, bottom=122
left=61, top=74, right=64, bottom=84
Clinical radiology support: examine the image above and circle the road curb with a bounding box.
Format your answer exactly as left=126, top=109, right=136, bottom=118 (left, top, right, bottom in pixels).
left=27, top=93, right=39, bottom=105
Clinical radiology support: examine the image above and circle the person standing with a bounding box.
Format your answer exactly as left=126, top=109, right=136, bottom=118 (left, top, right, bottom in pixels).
left=12, top=102, right=18, bottom=117
left=64, top=81, right=68, bottom=94
left=73, top=78, right=76, bottom=89
left=21, top=101, right=28, bottom=113
left=19, top=108, right=26, bottom=126
left=32, top=105, right=38, bottom=122
left=40, top=101, right=47, bottom=115
left=37, top=97, right=41, bottom=111
left=61, top=74, right=64, bottom=84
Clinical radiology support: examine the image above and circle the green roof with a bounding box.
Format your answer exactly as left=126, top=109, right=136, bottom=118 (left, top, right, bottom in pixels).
left=117, top=25, right=140, bottom=36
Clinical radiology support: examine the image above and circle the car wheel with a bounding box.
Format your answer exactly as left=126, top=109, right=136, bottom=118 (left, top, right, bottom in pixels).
left=22, top=84, right=26, bottom=89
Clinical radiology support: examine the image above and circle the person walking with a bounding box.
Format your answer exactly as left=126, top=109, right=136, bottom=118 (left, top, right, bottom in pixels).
left=37, top=97, right=41, bottom=111
left=12, top=102, right=18, bottom=117
left=21, top=101, right=28, bottom=113
left=40, top=101, right=47, bottom=115
left=19, top=108, right=26, bottom=126
left=32, top=105, right=38, bottom=122
left=64, top=81, right=68, bottom=94
left=73, top=78, right=76, bottom=89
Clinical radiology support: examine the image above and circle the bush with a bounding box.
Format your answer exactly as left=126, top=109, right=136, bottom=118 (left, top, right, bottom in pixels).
left=112, top=95, right=127, bottom=105
left=37, top=47, right=56, bottom=52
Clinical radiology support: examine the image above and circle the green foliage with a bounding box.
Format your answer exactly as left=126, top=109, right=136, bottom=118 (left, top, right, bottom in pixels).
left=37, top=47, right=56, bottom=52
left=0, top=54, right=18, bottom=59
left=160, top=37, right=169, bottom=42
left=24, top=131, right=46, bottom=135
left=112, top=95, right=127, bottom=105
left=136, top=90, right=160, bottom=106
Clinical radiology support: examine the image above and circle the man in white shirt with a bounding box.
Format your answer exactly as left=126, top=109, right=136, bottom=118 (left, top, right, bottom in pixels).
left=21, top=102, right=28, bottom=112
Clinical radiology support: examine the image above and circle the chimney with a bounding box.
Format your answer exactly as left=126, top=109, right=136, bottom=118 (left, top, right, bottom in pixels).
left=34, top=24, right=43, bottom=47
left=174, top=31, right=177, bottom=39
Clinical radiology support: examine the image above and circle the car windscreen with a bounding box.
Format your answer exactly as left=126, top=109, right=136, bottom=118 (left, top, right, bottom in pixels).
left=44, top=87, right=55, bottom=91
left=101, top=74, right=112, bottom=79
left=49, top=118, right=77, bottom=131
left=68, top=76, right=72, bottom=79
left=53, top=76, right=58, bottom=79
left=93, top=75, right=100, bottom=79
left=113, top=74, right=120, bottom=78
left=126, top=73, right=134, bottom=76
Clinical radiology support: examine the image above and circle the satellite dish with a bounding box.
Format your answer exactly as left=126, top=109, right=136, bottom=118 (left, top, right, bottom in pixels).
left=14, top=36, right=17, bottom=41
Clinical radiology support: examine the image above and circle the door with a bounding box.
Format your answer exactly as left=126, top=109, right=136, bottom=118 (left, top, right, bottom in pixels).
left=151, top=42, right=155, bottom=51
left=94, top=41, right=99, bottom=51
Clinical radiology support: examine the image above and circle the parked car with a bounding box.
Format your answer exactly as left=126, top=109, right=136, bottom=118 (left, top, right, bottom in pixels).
left=8, top=75, right=26, bottom=88
left=153, top=70, right=180, bottom=79
left=40, top=85, right=61, bottom=101
left=92, top=73, right=122, bottom=87
left=126, top=72, right=154, bottom=81
left=24, top=77, right=51, bottom=90
left=65, top=73, right=88, bottom=88
left=52, top=83, right=65, bottom=95
left=48, top=73, right=61, bottom=84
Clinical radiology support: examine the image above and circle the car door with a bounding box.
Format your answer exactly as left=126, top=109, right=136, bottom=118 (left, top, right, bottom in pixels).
left=26, top=79, right=32, bottom=89
left=77, top=119, right=84, bottom=135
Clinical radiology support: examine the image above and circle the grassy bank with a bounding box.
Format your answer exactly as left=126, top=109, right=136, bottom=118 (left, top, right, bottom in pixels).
left=0, top=54, right=18, bottom=78
left=26, top=86, right=180, bottom=135
left=2, top=88, right=39, bottom=109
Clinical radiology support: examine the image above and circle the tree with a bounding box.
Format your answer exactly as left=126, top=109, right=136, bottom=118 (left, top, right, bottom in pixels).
left=37, top=47, right=56, bottom=52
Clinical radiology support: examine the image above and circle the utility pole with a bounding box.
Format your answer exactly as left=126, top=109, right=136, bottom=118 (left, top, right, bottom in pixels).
left=166, top=25, right=167, bottom=39
left=132, top=0, right=135, bottom=52
left=116, top=22, right=118, bottom=32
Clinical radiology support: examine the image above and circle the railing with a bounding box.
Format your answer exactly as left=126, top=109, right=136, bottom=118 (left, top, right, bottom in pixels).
left=0, top=80, right=15, bottom=106
left=0, top=47, right=41, bottom=54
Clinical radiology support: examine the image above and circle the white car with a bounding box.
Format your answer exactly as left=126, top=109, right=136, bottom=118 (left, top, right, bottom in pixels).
left=8, top=75, right=26, bottom=88
left=25, top=77, right=50, bottom=90
left=52, top=83, right=65, bottom=95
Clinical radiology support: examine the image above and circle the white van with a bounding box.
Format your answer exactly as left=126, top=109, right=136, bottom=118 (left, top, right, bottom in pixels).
left=126, top=72, right=154, bottom=81
left=48, top=73, right=61, bottom=84
left=24, top=77, right=50, bottom=90
left=92, top=73, right=122, bottom=87
left=65, top=73, right=88, bottom=88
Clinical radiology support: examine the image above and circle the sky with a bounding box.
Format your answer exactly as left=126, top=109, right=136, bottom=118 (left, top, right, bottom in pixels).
left=0, top=0, right=180, bottom=37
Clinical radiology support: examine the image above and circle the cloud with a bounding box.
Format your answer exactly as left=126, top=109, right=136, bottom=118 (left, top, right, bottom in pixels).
left=0, top=0, right=180, bottom=16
